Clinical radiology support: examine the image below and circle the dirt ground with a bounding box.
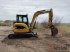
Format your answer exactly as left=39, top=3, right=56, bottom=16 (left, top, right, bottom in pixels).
left=0, top=26, right=70, bottom=52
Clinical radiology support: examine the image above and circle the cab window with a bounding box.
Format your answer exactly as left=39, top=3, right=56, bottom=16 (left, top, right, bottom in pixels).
left=19, top=16, right=22, bottom=22
left=22, top=17, right=27, bottom=22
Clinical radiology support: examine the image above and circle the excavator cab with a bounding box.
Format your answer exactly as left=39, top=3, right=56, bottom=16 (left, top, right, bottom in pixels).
left=16, top=15, right=29, bottom=26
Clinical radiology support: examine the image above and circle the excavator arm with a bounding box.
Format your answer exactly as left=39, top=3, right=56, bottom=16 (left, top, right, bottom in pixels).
left=30, top=9, right=53, bottom=31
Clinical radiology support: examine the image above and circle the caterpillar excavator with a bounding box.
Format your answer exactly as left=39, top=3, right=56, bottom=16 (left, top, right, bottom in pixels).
left=8, top=8, right=56, bottom=39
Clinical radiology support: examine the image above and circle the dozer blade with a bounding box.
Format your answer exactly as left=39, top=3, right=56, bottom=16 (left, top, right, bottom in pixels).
left=8, top=32, right=38, bottom=39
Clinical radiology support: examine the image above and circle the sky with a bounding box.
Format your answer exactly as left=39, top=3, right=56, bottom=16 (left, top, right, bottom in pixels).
left=0, top=0, right=70, bottom=23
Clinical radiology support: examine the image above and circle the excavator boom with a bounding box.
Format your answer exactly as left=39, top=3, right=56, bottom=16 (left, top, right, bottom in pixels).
left=30, top=9, right=53, bottom=31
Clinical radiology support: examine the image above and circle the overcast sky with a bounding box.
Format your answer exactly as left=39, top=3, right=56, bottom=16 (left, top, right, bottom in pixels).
left=0, top=0, right=70, bottom=23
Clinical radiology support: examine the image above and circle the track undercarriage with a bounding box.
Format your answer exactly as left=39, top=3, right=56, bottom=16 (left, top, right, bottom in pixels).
left=8, top=32, right=38, bottom=39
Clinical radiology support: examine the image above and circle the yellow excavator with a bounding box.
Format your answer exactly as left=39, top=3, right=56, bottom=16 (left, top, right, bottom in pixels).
left=8, top=9, right=54, bottom=39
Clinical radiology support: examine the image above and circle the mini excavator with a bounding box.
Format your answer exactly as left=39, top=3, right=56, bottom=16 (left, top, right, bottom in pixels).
left=8, top=9, right=57, bottom=39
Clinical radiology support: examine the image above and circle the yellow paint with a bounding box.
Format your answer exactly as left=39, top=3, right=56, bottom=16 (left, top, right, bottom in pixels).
left=13, top=23, right=29, bottom=33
